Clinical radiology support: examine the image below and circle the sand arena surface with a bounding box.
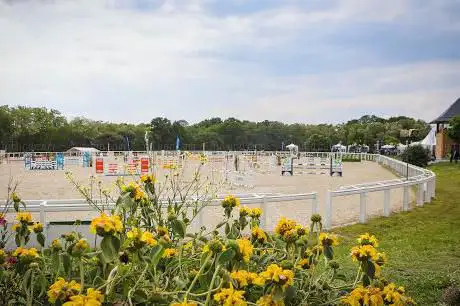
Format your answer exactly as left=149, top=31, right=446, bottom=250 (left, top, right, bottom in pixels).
left=0, top=157, right=414, bottom=229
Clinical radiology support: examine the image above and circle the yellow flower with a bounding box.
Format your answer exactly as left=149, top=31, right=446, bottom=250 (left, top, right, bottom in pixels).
left=140, top=174, right=156, bottom=184
left=89, top=213, right=123, bottom=236
left=47, top=278, right=81, bottom=304
left=141, top=231, right=157, bottom=246
left=13, top=247, right=39, bottom=259
left=319, top=232, right=339, bottom=246
left=32, top=222, right=44, bottom=233
left=51, top=239, right=62, bottom=251
left=163, top=248, right=177, bottom=258
left=222, top=195, right=240, bottom=209
left=236, top=239, right=253, bottom=263
left=203, top=239, right=226, bottom=254
left=122, top=182, right=146, bottom=201
left=351, top=245, right=378, bottom=262
left=127, top=227, right=141, bottom=239
left=259, top=264, right=294, bottom=289
left=383, top=283, right=407, bottom=305
left=156, top=226, right=169, bottom=237
left=341, top=286, right=384, bottom=306
left=251, top=227, right=267, bottom=243
left=357, top=233, right=379, bottom=247
left=274, top=217, right=296, bottom=237
left=375, top=252, right=387, bottom=266
left=256, top=295, right=285, bottom=306
left=74, top=239, right=90, bottom=252
left=12, top=223, right=21, bottom=232
left=282, top=228, right=298, bottom=242
left=249, top=208, right=262, bottom=218
left=62, top=288, right=104, bottom=306
left=239, top=206, right=251, bottom=217
left=16, top=212, right=32, bottom=223
left=213, top=285, right=247, bottom=306
left=230, top=270, right=258, bottom=287
left=12, top=192, right=21, bottom=203
left=297, top=258, right=312, bottom=270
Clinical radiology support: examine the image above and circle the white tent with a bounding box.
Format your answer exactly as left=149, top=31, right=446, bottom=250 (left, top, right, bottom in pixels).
left=381, top=144, right=396, bottom=149
left=420, top=126, right=436, bottom=147
left=66, top=147, right=100, bottom=154
left=332, top=143, right=347, bottom=152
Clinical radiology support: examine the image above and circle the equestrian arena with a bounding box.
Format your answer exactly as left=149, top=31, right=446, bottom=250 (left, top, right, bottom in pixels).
left=1, top=151, right=431, bottom=236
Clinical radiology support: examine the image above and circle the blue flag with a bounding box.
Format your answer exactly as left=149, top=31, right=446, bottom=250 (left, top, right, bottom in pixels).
left=176, top=136, right=180, bottom=151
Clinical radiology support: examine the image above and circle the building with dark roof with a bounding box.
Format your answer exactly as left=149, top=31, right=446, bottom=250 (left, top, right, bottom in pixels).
left=431, top=97, right=460, bottom=159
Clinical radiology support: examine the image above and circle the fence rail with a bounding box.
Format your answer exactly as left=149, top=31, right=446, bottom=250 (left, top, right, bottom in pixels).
left=2, top=153, right=436, bottom=246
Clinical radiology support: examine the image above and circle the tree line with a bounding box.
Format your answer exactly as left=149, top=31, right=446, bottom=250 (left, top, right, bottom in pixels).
left=0, top=105, right=430, bottom=152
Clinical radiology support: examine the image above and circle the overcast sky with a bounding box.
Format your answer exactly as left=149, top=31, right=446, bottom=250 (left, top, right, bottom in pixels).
left=1, top=0, right=459, bottom=124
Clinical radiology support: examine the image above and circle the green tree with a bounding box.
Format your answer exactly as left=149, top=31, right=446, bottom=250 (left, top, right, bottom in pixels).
left=447, top=116, right=460, bottom=143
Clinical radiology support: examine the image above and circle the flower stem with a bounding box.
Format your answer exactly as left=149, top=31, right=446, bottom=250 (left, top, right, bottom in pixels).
left=205, top=264, right=220, bottom=305
left=185, top=253, right=211, bottom=300
left=79, top=260, right=85, bottom=293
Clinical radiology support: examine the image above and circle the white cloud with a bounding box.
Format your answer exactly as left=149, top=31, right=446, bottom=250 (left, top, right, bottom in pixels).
left=0, top=0, right=458, bottom=124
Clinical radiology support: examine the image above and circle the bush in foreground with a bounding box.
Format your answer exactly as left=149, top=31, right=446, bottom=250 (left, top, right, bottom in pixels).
left=401, top=144, right=431, bottom=167
left=0, top=170, right=415, bottom=305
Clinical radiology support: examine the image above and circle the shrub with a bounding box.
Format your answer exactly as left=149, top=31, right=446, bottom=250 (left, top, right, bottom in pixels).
left=401, top=144, right=431, bottom=167
left=0, top=167, right=415, bottom=305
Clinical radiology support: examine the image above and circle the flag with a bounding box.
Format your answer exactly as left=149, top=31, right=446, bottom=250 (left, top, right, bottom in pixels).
left=176, top=136, right=180, bottom=151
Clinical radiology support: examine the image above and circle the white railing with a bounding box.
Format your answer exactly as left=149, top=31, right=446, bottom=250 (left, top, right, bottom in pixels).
left=2, top=153, right=437, bottom=238
left=323, top=154, right=436, bottom=229
left=3, top=192, right=318, bottom=243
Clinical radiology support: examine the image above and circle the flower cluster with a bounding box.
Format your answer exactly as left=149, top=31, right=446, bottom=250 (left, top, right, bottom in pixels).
left=222, top=195, right=240, bottom=209
left=121, top=182, right=146, bottom=201
left=140, top=174, right=156, bottom=184
left=126, top=227, right=158, bottom=247
left=230, top=270, right=259, bottom=288
left=258, top=264, right=294, bottom=289
left=357, top=233, right=379, bottom=247
left=214, top=285, right=246, bottom=305
left=16, top=212, right=32, bottom=223
left=13, top=247, right=39, bottom=260
left=274, top=218, right=309, bottom=243
left=239, top=206, right=262, bottom=219
left=47, top=278, right=81, bottom=304
left=251, top=227, right=267, bottom=243
left=319, top=232, right=339, bottom=246
left=342, top=283, right=415, bottom=306
left=236, top=238, right=254, bottom=263
left=62, top=288, right=104, bottom=306
left=90, top=213, right=123, bottom=236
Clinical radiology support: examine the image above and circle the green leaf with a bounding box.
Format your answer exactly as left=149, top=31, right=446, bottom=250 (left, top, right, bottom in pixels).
left=225, top=223, right=230, bottom=235
left=62, top=254, right=71, bottom=275
left=150, top=245, right=164, bottom=267
left=171, top=219, right=186, bottom=238
left=216, top=221, right=227, bottom=229
left=335, top=273, right=347, bottom=281
left=37, top=233, right=45, bottom=247
left=362, top=274, right=371, bottom=287
left=133, top=289, right=148, bottom=303
left=284, top=286, right=296, bottom=303
left=367, top=260, right=376, bottom=279
left=324, top=245, right=334, bottom=260
left=272, top=286, right=284, bottom=301
left=218, top=249, right=236, bottom=265
left=21, top=269, right=32, bottom=293
left=100, top=236, right=117, bottom=262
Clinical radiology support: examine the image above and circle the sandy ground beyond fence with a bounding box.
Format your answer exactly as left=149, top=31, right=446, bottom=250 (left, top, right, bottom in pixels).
left=1, top=160, right=415, bottom=228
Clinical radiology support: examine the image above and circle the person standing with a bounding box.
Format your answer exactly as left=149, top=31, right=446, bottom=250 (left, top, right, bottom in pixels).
left=451, top=144, right=459, bottom=163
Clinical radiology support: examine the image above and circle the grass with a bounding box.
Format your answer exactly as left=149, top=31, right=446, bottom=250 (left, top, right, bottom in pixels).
left=334, top=162, right=460, bottom=305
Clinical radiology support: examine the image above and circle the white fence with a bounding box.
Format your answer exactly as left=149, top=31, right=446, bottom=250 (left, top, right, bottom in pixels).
left=2, top=153, right=436, bottom=247
left=324, top=154, right=436, bottom=229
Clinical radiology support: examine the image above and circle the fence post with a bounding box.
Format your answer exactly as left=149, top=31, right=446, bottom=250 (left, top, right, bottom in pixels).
left=312, top=194, right=318, bottom=215
left=260, top=196, right=268, bottom=231
left=423, top=182, right=429, bottom=203
left=403, top=185, right=409, bottom=211
left=360, top=192, right=367, bottom=223
left=417, top=183, right=424, bottom=207
left=40, top=201, right=47, bottom=238
left=383, top=189, right=390, bottom=217
left=324, top=191, right=332, bottom=230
